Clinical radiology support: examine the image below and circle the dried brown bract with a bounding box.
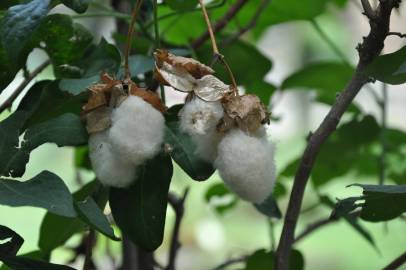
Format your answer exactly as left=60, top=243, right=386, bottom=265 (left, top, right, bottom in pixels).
left=154, top=50, right=232, bottom=102
left=83, top=73, right=165, bottom=134
left=219, top=93, right=270, bottom=134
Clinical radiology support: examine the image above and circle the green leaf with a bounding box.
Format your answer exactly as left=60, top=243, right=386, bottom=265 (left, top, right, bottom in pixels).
left=352, top=184, right=406, bottom=222
left=282, top=115, right=380, bottom=187
left=1, top=0, right=51, bottom=67
left=164, top=105, right=215, bottom=181
left=281, top=62, right=354, bottom=105
left=5, top=113, right=88, bottom=177
left=321, top=195, right=376, bottom=248
left=117, top=55, right=154, bottom=79
left=0, top=41, right=16, bottom=92
left=17, top=81, right=84, bottom=128
left=110, top=153, right=173, bottom=251
left=0, top=256, right=76, bottom=270
left=205, top=183, right=238, bottom=215
left=0, top=225, right=24, bottom=257
left=244, top=249, right=304, bottom=270
left=30, top=14, right=93, bottom=78
left=60, top=0, right=90, bottom=13
left=166, top=0, right=198, bottom=11
left=59, top=39, right=121, bottom=95
left=0, top=112, right=28, bottom=177
left=0, top=171, right=76, bottom=217
left=75, top=197, right=118, bottom=240
left=254, top=195, right=282, bottom=219
left=38, top=181, right=100, bottom=253
left=197, top=39, right=274, bottom=104
left=365, top=46, right=406, bottom=85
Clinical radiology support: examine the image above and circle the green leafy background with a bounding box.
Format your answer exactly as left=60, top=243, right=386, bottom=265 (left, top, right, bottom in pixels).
left=0, top=0, right=405, bottom=269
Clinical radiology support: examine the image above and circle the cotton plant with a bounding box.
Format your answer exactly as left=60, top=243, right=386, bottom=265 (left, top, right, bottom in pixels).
left=155, top=50, right=277, bottom=204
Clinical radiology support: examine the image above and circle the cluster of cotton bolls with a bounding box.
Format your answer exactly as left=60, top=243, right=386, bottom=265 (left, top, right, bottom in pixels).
left=89, top=95, right=165, bottom=188
left=179, top=96, right=276, bottom=204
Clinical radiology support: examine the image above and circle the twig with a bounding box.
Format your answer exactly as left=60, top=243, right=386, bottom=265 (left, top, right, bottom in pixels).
left=224, top=0, right=271, bottom=44
left=124, top=0, right=143, bottom=80
left=211, top=256, right=248, bottom=270
left=82, top=230, right=96, bottom=270
left=294, top=217, right=335, bottom=243
left=166, top=188, right=189, bottom=270
left=382, top=251, right=406, bottom=270
left=192, top=0, right=249, bottom=49
left=197, top=0, right=238, bottom=91
left=152, top=0, right=166, bottom=104
left=387, top=32, right=406, bottom=38
left=0, top=60, right=50, bottom=113
left=361, top=0, right=376, bottom=19
left=276, top=1, right=398, bottom=269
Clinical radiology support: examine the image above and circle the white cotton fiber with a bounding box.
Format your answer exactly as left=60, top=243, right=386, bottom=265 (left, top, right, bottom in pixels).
left=214, top=129, right=276, bottom=203
left=109, top=95, right=165, bottom=165
left=180, top=97, right=224, bottom=136
left=89, top=131, right=136, bottom=188
left=179, top=97, right=224, bottom=162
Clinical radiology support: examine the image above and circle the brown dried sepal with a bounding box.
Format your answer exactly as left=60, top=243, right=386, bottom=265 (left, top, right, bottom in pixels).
left=85, top=106, right=112, bottom=134
left=129, top=82, right=166, bottom=112
left=154, top=49, right=214, bottom=79
left=220, top=94, right=270, bottom=134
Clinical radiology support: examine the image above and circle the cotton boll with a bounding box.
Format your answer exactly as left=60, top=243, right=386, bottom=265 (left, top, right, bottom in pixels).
left=214, top=129, right=276, bottom=203
left=191, top=132, right=223, bottom=163
left=109, top=95, right=165, bottom=165
left=179, top=97, right=224, bottom=136
left=89, top=131, right=136, bottom=188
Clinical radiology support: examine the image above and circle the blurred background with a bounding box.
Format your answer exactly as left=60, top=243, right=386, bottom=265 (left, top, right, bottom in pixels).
left=0, top=0, right=405, bottom=269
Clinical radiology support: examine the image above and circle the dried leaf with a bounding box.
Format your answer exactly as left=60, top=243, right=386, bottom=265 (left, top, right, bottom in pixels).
left=195, top=75, right=232, bottom=102
left=154, top=49, right=213, bottom=79
left=83, top=90, right=108, bottom=112
left=85, top=106, right=112, bottom=134
left=154, top=62, right=196, bottom=92
left=221, top=94, right=270, bottom=134
left=129, top=83, right=166, bottom=112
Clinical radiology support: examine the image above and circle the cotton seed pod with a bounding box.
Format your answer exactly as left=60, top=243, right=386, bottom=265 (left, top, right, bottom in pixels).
left=89, top=131, right=136, bottom=188
left=109, top=95, right=165, bottom=166
left=179, top=97, right=224, bottom=162
left=214, top=129, right=276, bottom=203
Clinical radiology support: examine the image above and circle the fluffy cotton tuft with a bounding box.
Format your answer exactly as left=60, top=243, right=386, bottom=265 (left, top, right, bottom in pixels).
left=214, top=129, right=276, bottom=203
left=89, top=131, right=137, bottom=188
left=180, top=97, right=224, bottom=136
left=180, top=97, right=224, bottom=162
left=109, top=95, right=165, bottom=165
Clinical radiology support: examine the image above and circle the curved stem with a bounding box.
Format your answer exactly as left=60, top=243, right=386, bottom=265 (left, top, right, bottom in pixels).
left=198, top=0, right=238, bottom=92
left=0, top=60, right=50, bottom=113
left=152, top=0, right=166, bottom=104
left=124, top=0, right=143, bottom=80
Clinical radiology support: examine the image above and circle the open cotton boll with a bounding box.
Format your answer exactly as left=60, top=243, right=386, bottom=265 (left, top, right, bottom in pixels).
left=214, top=129, right=276, bottom=203
left=180, top=97, right=224, bottom=162
left=180, top=97, right=224, bottom=136
left=109, top=95, right=165, bottom=165
left=89, top=131, right=136, bottom=188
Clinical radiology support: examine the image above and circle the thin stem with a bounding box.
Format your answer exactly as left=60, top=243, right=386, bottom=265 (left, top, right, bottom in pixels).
left=294, top=217, right=335, bottom=243
left=152, top=0, right=166, bottom=104
left=166, top=189, right=189, bottom=270
left=124, top=0, right=143, bottom=80
left=82, top=230, right=95, bottom=270
left=269, top=220, right=276, bottom=251
left=310, top=19, right=351, bottom=66
left=382, top=251, right=406, bottom=270
left=198, top=0, right=219, bottom=54
left=0, top=60, right=50, bottom=113
left=211, top=256, right=248, bottom=270
left=387, top=32, right=406, bottom=38
left=379, top=82, right=387, bottom=185
left=198, top=0, right=238, bottom=91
